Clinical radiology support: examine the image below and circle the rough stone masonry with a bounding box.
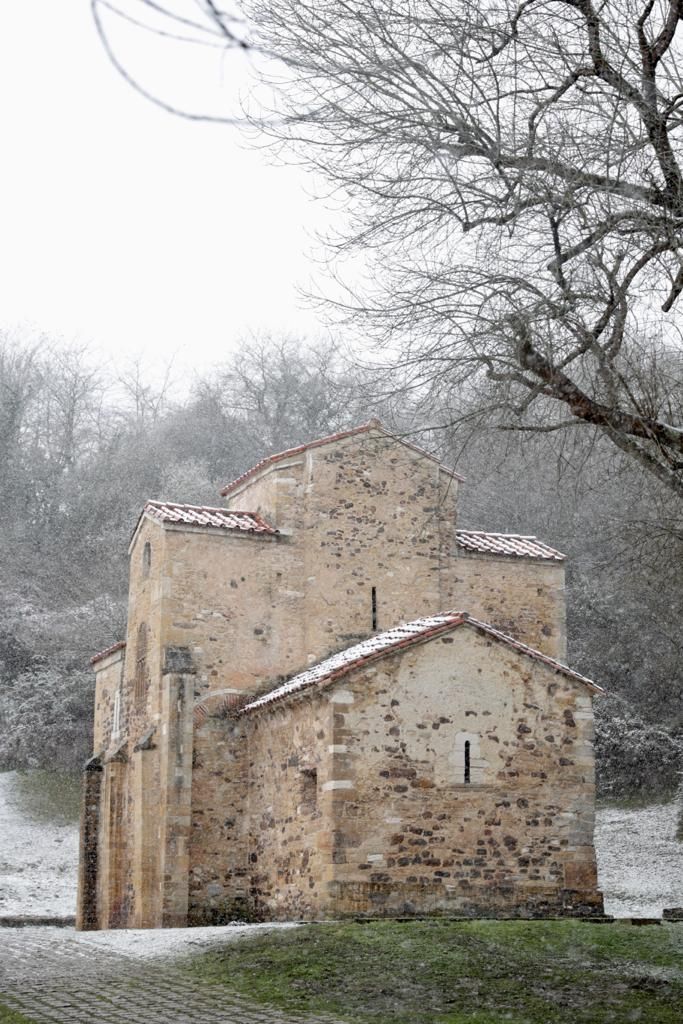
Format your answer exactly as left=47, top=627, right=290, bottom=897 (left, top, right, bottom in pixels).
left=78, top=420, right=604, bottom=928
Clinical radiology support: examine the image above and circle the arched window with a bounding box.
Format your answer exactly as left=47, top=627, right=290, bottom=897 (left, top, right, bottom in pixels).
left=134, top=622, right=149, bottom=704
left=142, top=542, right=151, bottom=578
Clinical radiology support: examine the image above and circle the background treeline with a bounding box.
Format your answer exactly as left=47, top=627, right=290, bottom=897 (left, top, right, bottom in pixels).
left=0, top=331, right=681, bottom=799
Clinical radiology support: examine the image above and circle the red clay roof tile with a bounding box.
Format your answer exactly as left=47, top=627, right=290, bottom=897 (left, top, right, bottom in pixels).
left=240, top=612, right=601, bottom=713
left=90, top=640, right=126, bottom=666
left=143, top=501, right=278, bottom=535
left=456, top=531, right=565, bottom=561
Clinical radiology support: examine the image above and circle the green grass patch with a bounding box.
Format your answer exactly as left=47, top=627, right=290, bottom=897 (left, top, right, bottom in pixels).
left=0, top=1004, right=38, bottom=1024
left=184, top=919, right=683, bottom=1024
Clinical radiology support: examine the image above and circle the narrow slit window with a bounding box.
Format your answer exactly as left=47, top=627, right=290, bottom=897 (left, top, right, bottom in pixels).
left=112, top=689, right=121, bottom=740
left=371, top=586, right=378, bottom=631
left=134, top=622, right=149, bottom=704
left=464, top=740, right=471, bottom=784
left=142, top=542, right=151, bottom=578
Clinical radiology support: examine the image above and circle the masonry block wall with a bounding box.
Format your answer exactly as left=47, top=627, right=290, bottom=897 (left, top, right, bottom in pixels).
left=224, top=432, right=460, bottom=664
left=322, top=629, right=599, bottom=918
left=245, top=698, right=333, bottom=920
left=160, top=528, right=286, bottom=696
left=221, top=626, right=600, bottom=922
left=448, top=554, right=567, bottom=660
left=188, top=716, right=250, bottom=925
left=92, top=646, right=124, bottom=753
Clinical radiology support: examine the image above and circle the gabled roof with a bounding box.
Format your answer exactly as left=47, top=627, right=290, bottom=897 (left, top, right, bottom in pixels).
left=220, top=419, right=464, bottom=497
left=240, top=611, right=602, bottom=714
left=91, top=640, right=126, bottom=666
left=143, top=500, right=278, bottom=534
left=128, top=500, right=278, bottom=553
left=456, top=531, right=565, bottom=561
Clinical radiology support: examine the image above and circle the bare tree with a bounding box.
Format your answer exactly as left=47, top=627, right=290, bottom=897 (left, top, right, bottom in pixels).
left=0, top=334, right=43, bottom=492
left=207, top=0, right=683, bottom=497
left=192, top=333, right=364, bottom=457
left=91, top=0, right=253, bottom=122
left=116, top=355, right=176, bottom=428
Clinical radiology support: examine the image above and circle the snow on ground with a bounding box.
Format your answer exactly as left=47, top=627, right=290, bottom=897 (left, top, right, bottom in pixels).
left=0, top=771, right=78, bottom=917
left=72, top=921, right=299, bottom=958
left=1, top=769, right=681, bottom=946
left=594, top=801, right=683, bottom=918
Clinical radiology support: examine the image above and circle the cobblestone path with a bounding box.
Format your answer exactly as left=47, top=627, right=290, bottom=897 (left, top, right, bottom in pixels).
left=0, top=927, right=343, bottom=1024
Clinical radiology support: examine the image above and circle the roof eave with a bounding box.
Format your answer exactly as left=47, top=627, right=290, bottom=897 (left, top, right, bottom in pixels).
left=127, top=503, right=279, bottom=555
left=240, top=614, right=470, bottom=716
left=240, top=613, right=603, bottom=715
left=456, top=546, right=566, bottom=564
left=90, top=640, right=126, bottom=668
left=127, top=508, right=159, bottom=556
left=128, top=508, right=155, bottom=556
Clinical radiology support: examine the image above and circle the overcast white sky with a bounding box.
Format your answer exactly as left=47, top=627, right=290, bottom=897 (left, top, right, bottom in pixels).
left=0, top=2, right=331, bottom=387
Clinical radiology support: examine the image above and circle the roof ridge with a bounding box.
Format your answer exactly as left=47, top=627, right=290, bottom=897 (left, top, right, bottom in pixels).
left=220, top=420, right=463, bottom=497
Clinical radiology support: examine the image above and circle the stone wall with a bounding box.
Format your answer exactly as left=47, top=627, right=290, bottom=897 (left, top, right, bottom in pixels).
left=75, top=756, right=103, bottom=930
left=157, top=664, right=195, bottom=927
left=131, top=740, right=160, bottom=928
left=224, top=428, right=565, bottom=664
left=92, top=647, right=125, bottom=753
left=449, top=552, right=567, bottom=660
left=155, top=525, right=304, bottom=698
left=324, top=626, right=600, bottom=918
left=299, top=438, right=458, bottom=657
left=96, top=754, right=129, bottom=927
left=234, top=624, right=602, bottom=921
left=244, top=699, right=332, bottom=920
left=92, top=516, right=167, bottom=930
left=226, top=429, right=461, bottom=666
left=125, top=517, right=165, bottom=737
left=188, top=716, right=250, bottom=925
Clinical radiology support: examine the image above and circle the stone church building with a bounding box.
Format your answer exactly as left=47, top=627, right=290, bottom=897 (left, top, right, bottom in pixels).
left=77, top=421, right=604, bottom=929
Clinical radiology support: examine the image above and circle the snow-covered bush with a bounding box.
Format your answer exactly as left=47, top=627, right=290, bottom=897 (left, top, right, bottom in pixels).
left=595, top=695, right=683, bottom=800
left=0, top=667, right=94, bottom=771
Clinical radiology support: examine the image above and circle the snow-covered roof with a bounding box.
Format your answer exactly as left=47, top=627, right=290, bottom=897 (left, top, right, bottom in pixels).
left=240, top=612, right=601, bottom=713
left=142, top=501, right=278, bottom=535
left=456, top=530, right=565, bottom=561
left=90, top=640, right=126, bottom=666
left=220, top=419, right=463, bottom=496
